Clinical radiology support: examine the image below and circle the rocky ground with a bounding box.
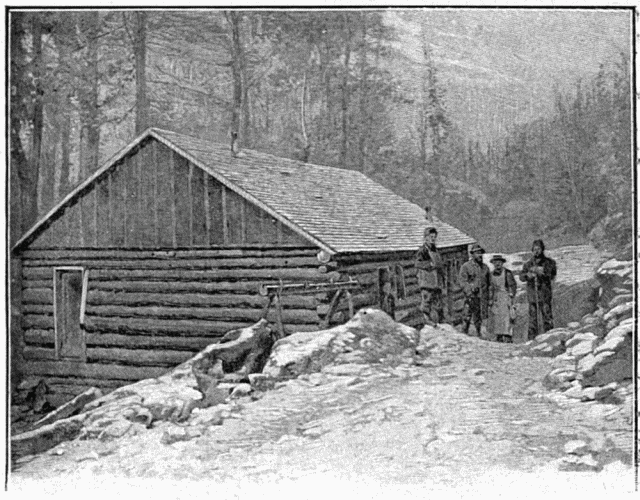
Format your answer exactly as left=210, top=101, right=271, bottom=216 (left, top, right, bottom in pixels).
left=10, top=321, right=636, bottom=498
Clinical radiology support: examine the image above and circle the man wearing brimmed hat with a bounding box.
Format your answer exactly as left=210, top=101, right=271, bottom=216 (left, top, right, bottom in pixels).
left=519, top=239, right=557, bottom=340
left=488, top=255, right=517, bottom=343
left=415, top=226, right=445, bottom=327
left=458, top=243, right=491, bottom=337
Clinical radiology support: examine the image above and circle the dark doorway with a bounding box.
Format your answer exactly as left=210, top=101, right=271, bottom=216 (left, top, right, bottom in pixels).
left=54, top=268, right=86, bottom=360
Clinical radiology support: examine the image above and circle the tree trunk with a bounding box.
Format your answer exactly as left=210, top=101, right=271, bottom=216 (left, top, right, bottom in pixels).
left=227, top=11, right=243, bottom=146
left=80, top=11, right=100, bottom=176
left=134, top=11, right=149, bottom=135
left=339, top=14, right=352, bottom=167
left=357, top=14, right=368, bottom=173
left=26, top=15, right=44, bottom=232
left=10, top=12, right=28, bottom=242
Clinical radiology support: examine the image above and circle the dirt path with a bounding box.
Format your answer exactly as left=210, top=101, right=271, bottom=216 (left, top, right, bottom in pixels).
left=10, top=328, right=636, bottom=497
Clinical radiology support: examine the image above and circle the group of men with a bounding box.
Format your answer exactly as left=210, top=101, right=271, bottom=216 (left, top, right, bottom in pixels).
left=415, top=227, right=557, bottom=342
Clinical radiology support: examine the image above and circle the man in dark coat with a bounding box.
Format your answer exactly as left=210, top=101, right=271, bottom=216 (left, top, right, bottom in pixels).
left=415, top=226, right=445, bottom=327
left=519, top=239, right=557, bottom=340
left=458, top=243, right=491, bottom=337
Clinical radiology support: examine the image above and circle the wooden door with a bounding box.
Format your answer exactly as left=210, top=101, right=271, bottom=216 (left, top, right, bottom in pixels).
left=54, top=268, right=86, bottom=360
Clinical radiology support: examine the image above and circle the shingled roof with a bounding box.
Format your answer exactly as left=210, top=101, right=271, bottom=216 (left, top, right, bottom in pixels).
left=14, top=127, right=475, bottom=255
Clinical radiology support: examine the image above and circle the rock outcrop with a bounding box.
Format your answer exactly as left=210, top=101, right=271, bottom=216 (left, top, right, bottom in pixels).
left=531, top=258, right=633, bottom=404
left=263, top=308, right=419, bottom=379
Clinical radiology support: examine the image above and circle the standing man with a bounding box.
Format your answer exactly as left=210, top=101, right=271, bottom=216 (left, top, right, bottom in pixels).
left=458, top=243, right=491, bottom=337
left=415, top=226, right=445, bottom=327
left=488, top=255, right=518, bottom=343
left=520, top=239, right=557, bottom=340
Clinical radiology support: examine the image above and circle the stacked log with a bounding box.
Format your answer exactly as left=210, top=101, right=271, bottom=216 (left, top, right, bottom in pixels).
left=20, top=247, right=327, bottom=395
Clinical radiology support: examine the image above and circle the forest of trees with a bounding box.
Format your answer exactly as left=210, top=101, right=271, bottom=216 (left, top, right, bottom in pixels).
left=9, top=10, right=633, bottom=253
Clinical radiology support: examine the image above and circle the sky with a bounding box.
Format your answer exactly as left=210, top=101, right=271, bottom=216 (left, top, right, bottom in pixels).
left=387, top=7, right=632, bottom=143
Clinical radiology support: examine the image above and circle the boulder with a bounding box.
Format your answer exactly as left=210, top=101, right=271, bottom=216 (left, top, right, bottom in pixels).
left=189, top=319, right=276, bottom=394
left=608, top=294, right=633, bottom=309
left=543, top=368, right=578, bottom=390
left=603, top=302, right=633, bottom=323
left=558, top=454, right=601, bottom=472
left=566, top=337, right=597, bottom=359
left=564, top=440, right=589, bottom=455
left=161, top=425, right=201, bottom=445
left=580, top=338, right=632, bottom=387
left=565, top=332, right=597, bottom=350
left=530, top=339, right=564, bottom=357
left=596, top=259, right=633, bottom=305
left=263, top=308, right=418, bottom=379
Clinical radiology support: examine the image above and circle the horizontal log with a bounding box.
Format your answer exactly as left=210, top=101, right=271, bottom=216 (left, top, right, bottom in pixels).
left=22, top=360, right=168, bottom=381
left=22, top=248, right=318, bottom=260
left=339, top=259, right=415, bottom=275
left=92, top=280, right=270, bottom=294
left=23, top=267, right=340, bottom=283
left=24, top=345, right=196, bottom=367
left=24, top=304, right=53, bottom=315
left=86, top=290, right=317, bottom=309
left=23, top=314, right=54, bottom=330
left=24, top=346, right=58, bottom=361
left=86, top=333, right=215, bottom=351
left=22, top=279, right=53, bottom=290
left=83, top=316, right=320, bottom=336
left=334, top=251, right=416, bottom=264
left=85, top=304, right=319, bottom=324
left=23, top=288, right=53, bottom=305
left=38, top=376, right=125, bottom=390
left=24, top=329, right=55, bottom=346
left=87, top=347, right=194, bottom=366
left=23, top=256, right=322, bottom=270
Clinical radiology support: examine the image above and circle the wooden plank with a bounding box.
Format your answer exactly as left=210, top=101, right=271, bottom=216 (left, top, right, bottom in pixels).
left=191, top=166, right=207, bottom=246
left=23, top=247, right=318, bottom=260
left=66, top=200, right=83, bottom=247
left=203, top=171, right=211, bottom=246
left=261, top=214, right=278, bottom=244
left=124, top=153, right=139, bottom=246
left=245, top=201, right=264, bottom=245
left=208, top=176, right=224, bottom=245
left=170, top=150, right=177, bottom=247
left=221, top=185, right=229, bottom=244
left=24, top=329, right=55, bottom=346
left=109, top=163, right=126, bottom=247
left=80, top=186, right=96, bottom=248
left=22, top=359, right=168, bottom=381
left=152, top=140, right=160, bottom=245
left=188, top=162, right=194, bottom=245
left=226, top=189, right=244, bottom=244
left=139, top=141, right=156, bottom=247
left=85, top=304, right=318, bottom=324
left=174, top=153, right=191, bottom=247
left=156, top=141, right=174, bottom=247
left=92, top=184, right=99, bottom=247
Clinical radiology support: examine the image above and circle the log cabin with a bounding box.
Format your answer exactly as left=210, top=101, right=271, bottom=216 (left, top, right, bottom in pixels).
left=12, top=127, right=475, bottom=397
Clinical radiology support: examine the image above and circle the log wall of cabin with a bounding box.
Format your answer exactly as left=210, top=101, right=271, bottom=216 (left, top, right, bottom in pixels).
left=19, top=247, right=335, bottom=396
left=28, top=138, right=309, bottom=250
left=331, top=246, right=468, bottom=327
